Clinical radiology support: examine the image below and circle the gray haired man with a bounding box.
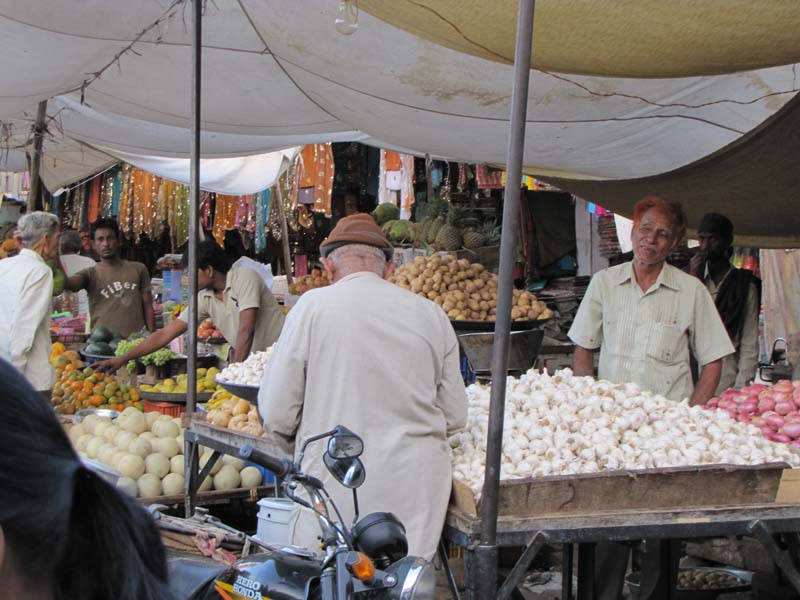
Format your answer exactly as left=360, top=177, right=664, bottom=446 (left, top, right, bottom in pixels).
left=0, top=211, right=60, bottom=391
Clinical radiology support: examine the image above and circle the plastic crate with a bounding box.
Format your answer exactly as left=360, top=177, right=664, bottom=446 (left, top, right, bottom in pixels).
left=142, top=399, right=185, bottom=417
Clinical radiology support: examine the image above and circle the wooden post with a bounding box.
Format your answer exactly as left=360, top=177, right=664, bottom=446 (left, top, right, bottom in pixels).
left=27, top=100, right=48, bottom=211
left=275, top=184, right=293, bottom=285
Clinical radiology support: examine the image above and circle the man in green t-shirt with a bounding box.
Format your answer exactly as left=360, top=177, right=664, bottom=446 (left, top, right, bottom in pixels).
left=63, top=218, right=155, bottom=337
left=95, top=240, right=284, bottom=373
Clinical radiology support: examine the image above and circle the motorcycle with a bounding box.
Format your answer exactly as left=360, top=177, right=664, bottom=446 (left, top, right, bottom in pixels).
left=166, top=425, right=437, bottom=600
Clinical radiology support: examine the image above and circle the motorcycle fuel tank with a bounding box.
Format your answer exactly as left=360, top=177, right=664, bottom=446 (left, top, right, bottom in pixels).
left=202, top=549, right=321, bottom=600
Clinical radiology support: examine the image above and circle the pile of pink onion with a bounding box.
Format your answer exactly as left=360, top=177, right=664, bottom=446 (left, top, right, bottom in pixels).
left=705, top=380, right=800, bottom=445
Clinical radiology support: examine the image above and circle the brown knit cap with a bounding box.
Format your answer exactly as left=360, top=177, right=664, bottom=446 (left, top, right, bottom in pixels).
left=319, top=213, right=394, bottom=260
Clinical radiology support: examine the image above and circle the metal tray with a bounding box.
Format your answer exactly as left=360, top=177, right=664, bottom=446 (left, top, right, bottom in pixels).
left=74, top=408, right=120, bottom=422
left=214, top=376, right=260, bottom=403
left=139, top=390, right=214, bottom=404
left=626, top=567, right=752, bottom=599
left=449, top=317, right=553, bottom=334
left=80, top=349, right=116, bottom=361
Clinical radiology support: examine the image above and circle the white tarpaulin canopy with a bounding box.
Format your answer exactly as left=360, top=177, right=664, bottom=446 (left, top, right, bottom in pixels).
left=1, top=0, right=799, bottom=241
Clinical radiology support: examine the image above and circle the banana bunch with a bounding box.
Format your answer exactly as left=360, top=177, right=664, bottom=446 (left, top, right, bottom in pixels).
left=207, top=389, right=234, bottom=410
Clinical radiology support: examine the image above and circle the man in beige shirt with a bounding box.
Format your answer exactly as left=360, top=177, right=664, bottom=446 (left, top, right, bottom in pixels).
left=259, top=213, right=467, bottom=560
left=569, top=197, right=734, bottom=600
left=97, top=241, right=284, bottom=372
left=569, top=197, right=733, bottom=404
left=689, top=212, right=759, bottom=394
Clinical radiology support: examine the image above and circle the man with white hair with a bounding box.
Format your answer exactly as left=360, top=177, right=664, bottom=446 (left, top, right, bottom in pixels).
left=0, top=211, right=60, bottom=392
left=259, top=213, right=467, bottom=560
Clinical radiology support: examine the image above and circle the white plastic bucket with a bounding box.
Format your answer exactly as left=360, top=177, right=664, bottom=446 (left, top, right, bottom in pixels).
left=256, top=497, right=294, bottom=545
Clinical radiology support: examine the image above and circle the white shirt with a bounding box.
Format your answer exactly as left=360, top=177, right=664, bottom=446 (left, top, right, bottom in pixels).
left=60, top=253, right=96, bottom=316
left=569, top=262, right=734, bottom=401
left=0, top=249, right=55, bottom=390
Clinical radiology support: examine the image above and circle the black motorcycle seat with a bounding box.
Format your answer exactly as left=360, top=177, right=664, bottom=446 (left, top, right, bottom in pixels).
left=168, top=556, right=227, bottom=598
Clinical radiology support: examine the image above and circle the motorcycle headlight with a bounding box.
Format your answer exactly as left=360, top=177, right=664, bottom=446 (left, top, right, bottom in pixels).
left=385, top=557, right=436, bottom=600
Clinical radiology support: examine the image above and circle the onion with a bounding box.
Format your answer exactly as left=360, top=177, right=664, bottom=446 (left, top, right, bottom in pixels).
left=793, top=394, right=800, bottom=409
left=791, top=440, right=800, bottom=448
left=772, top=433, right=792, bottom=444
left=706, top=397, right=719, bottom=408
left=774, top=381, right=794, bottom=394
left=718, top=399, right=732, bottom=410
left=761, top=425, right=776, bottom=437
left=775, top=401, right=795, bottom=416
left=749, top=384, right=768, bottom=393
left=781, top=423, right=800, bottom=439
left=758, top=397, right=776, bottom=412
left=738, top=400, right=757, bottom=415
left=738, top=414, right=752, bottom=424
left=765, top=413, right=786, bottom=431
left=751, top=416, right=767, bottom=427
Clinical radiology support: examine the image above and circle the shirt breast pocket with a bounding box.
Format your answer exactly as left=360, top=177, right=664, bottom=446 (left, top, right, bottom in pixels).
left=646, top=323, right=684, bottom=364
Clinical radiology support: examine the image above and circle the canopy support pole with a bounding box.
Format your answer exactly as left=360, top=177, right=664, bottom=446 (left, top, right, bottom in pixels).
left=27, top=100, right=48, bottom=212
left=425, top=153, right=434, bottom=203
left=184, top=0, right=202, bottom=518
left=275, top=184, right=293, bottom=285
left=476, top=1, right=536, bottom=597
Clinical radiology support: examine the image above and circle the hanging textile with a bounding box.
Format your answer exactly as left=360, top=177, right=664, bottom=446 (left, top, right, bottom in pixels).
left=200, top=192, right=213, bottom=230
left=296, top=144, right=334, bottom=217
left=267, top=158, right=300, bottom=240
left=213, top=195, right=239, bottom=245
left=168, top=184, right=190, bottom=248
left=400, top=153, right=415, bottom=217
left=476, top=164, right=504, bottom=189
left=255, top=189, right=270, bottom=253
left=86, top=177, right=101, bottom=224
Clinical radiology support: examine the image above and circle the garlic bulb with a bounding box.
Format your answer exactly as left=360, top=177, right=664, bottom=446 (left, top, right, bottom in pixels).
left=218, top=345, right=277, bottom=386
left=450, top=368, right=800, bottom=496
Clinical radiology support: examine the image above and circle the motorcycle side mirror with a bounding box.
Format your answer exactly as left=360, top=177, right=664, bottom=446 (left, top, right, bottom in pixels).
left=323, top=451, right=366, bottom=489
left=327, top=427, right=364, bottom=459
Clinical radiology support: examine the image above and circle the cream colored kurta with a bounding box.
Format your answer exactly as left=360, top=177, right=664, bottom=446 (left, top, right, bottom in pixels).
left=704, top=267, right=759, bottom=394
left=569, top=262, right=734, bottom=401
left=258, top=271, right=467, bottom=560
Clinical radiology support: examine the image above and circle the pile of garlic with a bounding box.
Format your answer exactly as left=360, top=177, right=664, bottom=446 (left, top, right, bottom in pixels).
left=218, top=345, right=276, bottom=386
left=451, top=368, right=800, bottom=495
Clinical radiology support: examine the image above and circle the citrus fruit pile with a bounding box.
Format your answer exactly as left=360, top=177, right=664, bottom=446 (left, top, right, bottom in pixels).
left=52, top=364, right=142, bottom=414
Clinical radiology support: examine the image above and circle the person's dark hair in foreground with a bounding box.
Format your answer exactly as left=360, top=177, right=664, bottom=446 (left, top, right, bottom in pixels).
left=0, top=358, right=174, bottom=600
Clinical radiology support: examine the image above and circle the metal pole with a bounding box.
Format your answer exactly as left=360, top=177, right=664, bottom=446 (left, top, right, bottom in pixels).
left=27, top=100, right=48, bottom=212
left=184, top=0, right=202, bottom=518
left=425, top=153, right=434, bottom=203
left=477, top=0, right=535, bottom=596
left=275, top=184, right=293, bottom=285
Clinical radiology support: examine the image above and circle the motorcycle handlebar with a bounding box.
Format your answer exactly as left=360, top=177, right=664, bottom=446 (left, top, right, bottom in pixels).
left=239, top=444, right=293, bottom=478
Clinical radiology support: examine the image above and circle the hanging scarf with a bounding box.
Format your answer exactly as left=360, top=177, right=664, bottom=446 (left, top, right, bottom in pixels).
left=255, top=190, right=270, bottom=253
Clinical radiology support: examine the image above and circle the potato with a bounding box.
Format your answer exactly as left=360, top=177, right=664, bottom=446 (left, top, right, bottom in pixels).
left=233, top=399, right=250, bottom=416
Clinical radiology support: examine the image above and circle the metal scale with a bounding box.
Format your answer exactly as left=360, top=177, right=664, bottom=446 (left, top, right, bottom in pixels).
left=759, top=338, right=797, bottom=383
left=456, top=328, right=544, bottom=382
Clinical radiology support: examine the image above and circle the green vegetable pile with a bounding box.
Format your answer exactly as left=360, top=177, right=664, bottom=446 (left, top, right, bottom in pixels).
left=115, top=338, right=177, bottom=372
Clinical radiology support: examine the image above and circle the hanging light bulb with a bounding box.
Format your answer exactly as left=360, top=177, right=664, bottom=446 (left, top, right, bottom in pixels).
left=335, top=0, right=359, bottom=35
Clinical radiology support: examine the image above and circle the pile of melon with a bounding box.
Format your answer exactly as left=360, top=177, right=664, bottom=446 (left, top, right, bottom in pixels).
left=68, top=407, right=262, bottom=498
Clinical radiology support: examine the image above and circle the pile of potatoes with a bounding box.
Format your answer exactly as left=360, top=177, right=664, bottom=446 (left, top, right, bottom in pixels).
left=206, top=397, right=264, bottom=437
left=389, top=254, right=554, bottom=322
left=68, top=408, right=262, bottom=498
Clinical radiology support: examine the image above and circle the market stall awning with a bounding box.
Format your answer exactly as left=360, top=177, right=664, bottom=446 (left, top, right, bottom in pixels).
left=0, top=0, right=799, bottom=239
left=543, top=90, right=800, bottom=248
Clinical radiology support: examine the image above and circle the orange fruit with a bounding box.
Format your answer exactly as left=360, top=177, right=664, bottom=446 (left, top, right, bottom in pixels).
left=70, top=381, right=82, bottom=392
left=64, top=364, right=75, bottom=373
left=90, top=395, right=104, bottom=406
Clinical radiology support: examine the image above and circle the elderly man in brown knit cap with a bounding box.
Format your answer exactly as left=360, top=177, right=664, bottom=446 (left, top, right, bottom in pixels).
left=258, top=213, right=467, bottom=560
